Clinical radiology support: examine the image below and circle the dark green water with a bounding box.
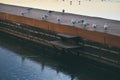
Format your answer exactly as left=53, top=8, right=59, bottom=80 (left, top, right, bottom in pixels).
left=0, top=32, right=120, bottom=80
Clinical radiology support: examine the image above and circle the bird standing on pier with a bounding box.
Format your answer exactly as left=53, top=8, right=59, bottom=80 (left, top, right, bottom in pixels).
left=92, top=23, right=98, bottom=29
left=27, top=8, right=32, bottom=13
left=57, top=16, right=61, bottom=23
left=42, top=14, right=48, bottom=20
left=83, top=21, right=89, bottom=28
left=78, top=18, right=85, bottom=24
left=71, top=19, right=77, bottom=25
left=21, top=12, right=25, bottom=16
left=104, top=23, right=109, bottom=30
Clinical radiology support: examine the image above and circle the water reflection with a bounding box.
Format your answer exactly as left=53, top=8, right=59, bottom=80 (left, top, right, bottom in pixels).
left=0, top=47, right=72, bottom=80
left=0, top=32, right=120, bottom=80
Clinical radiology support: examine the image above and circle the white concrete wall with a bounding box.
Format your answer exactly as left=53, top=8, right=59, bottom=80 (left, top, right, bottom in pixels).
left=0, top=0, right=120, bottom=21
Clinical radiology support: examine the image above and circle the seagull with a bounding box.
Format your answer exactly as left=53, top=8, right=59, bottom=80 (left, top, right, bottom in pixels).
left=42, top=14, right=48, bottom=20
left=57, top=16, right=61, bottom=22
left=71, top=19, right=77, bottom=25
left=92, top=23, right=98, bottom=28
left=83, top=21, right=89, bottom=28
left=78, top=18, right=86, bottom=24
left=104, top=23, right=109, bottom=30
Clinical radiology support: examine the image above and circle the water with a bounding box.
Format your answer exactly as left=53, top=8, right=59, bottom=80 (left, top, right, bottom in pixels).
left=0, top=0, right=120, bottom=21
left=0, top=33, right=75, bottom=80
left=0, top=32, right=120, bottom=80
left=0, top=49, right=72, bottom=80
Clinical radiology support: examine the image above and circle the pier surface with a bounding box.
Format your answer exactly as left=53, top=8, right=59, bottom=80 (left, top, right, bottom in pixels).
left=0, top=3, right=120, bottom=37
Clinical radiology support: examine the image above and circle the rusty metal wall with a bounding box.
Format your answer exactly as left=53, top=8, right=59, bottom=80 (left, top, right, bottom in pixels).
left=0, top=12, right=120, bottom=47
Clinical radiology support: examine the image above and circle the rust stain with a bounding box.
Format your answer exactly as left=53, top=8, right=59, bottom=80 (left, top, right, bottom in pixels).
left=0, top=12, right=120, bottom=47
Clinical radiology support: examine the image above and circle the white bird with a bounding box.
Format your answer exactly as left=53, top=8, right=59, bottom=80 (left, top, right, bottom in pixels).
left=42, top=14, right=48, bottom=20
left=71, top=19, right=77, bottom=25
left=78, top=18, right=86, bottom=24
left=104, top=23, right=109, bottom=30
left=57, top=16, right=61, bottom=22
left=83, top=21, right=89, bottom=28
left=92, top=23, right=98, bottom=28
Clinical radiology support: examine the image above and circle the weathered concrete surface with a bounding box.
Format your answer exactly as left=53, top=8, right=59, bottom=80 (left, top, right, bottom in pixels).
left=0, top=3, right=120, bottom=47
left=0, top=3, right=120, bottom=36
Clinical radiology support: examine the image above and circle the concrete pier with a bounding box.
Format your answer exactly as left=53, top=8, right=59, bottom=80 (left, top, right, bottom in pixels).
left=0, top=3, right=120, bottom=48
